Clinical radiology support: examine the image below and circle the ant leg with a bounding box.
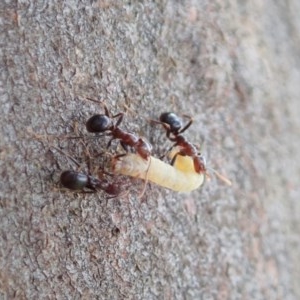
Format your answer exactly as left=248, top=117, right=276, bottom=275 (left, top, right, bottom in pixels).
left=166, top=128, right=175, bottom=140
left=149, top=119, right=164, bottom=126
left=99, top=169, right=116, bottom=177
left=107, top=137, right=115, bottom=149
left=120, top=141, right=130, bottom=152
left=106, top=187, right=130, bottom=199
left=150, top=119, right=176, bottom=141
left=178, top=115, right=193, bottom=134
left=112, top=113, right=124, bottom=127
left=107, top=138, right=129, bottom=155
left=167, top=133, right=177, bottom=142
left=85, top=97, right=107, bottom=108
left=159, top=144, right=175, bottom=160
left=103, top=104, right=111, bottom=117
left=85, top=98, right=111, bottom=118
left=170, top=151, right=186, bottom=166
left=150, top=120, right=171, bottom=134
left=114, top=153, right=127, bottom=160
left=170, top=152, right=179, bottom=166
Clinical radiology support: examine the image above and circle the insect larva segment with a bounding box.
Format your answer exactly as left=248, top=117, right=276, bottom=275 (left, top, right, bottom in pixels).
left=112, top=154, right=204, bottom=192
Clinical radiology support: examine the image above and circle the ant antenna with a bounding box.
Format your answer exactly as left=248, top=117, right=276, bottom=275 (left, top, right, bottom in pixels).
left=206, top=167, right=232, bottom=186
left=84, top=97, right=105, bottom=105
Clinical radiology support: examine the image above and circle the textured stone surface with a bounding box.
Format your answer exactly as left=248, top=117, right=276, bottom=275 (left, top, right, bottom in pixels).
left=1, top=1, right=299, bottom=299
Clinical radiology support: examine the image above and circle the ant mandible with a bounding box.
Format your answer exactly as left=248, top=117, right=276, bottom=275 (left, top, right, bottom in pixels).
left=60, top=170, right=122, bottom=197
left=86, top=105, right=152, bottom=160
left=152, top=112, right=206, bottom=174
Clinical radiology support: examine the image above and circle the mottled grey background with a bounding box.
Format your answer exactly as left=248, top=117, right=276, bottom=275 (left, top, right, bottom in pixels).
left=1, top=1, right=300, bottom=299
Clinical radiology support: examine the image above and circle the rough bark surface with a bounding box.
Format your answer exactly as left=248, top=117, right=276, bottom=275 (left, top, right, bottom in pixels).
left=1, top=1, right=299, bottom=299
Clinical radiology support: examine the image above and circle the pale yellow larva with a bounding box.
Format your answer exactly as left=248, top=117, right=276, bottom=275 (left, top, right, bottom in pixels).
left=112, top=153, right=205, bottom=192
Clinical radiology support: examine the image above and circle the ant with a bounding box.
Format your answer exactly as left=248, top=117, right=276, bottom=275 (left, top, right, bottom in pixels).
left=152, top=112, right=206, bottom=174
left=60, top=170, right=122, bottom=197
left=86, top=104, right=152, bottom=160
left=53, top=142, right=125, bottom=197
left=158, top=112, right=193, bottom=138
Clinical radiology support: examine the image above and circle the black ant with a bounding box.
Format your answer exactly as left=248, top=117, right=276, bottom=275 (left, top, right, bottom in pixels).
left=53, top=142, right=125, bottom=197
left=60, top=170, right=122, bottom=197
left=86, top=105, right=152, bottom=160
left=152, top=112, right=206, bottom=174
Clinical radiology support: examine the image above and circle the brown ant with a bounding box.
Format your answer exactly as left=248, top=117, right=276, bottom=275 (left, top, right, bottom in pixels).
left=60, top=170, right=122, bottom=197
left=152, top=112, right=206, bottom=174
left=86, top=105, right=152, bottom=160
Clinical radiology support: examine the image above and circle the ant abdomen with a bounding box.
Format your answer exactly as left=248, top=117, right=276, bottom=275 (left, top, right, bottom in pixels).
left=60, top=170, right=125, bottom=196
left=60, top=170, right=90, bottom=190
left=86, top=114, right=112, bottom=133
left=159, top=112, right=182, bottom=133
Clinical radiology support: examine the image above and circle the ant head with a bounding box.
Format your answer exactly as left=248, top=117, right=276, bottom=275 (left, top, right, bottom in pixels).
left=105, top=183, right=122, bottom=196
left=199, top=155, right=206, bottom=171
left=60, top=170, right=88, bottom=190
left=136, top=138, right=152, bottom=160
left=159, top=112, right=182, bottom=133
left=86, top=114, right=113, bottom=133
left=194, top=154, right=207, bottom=174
